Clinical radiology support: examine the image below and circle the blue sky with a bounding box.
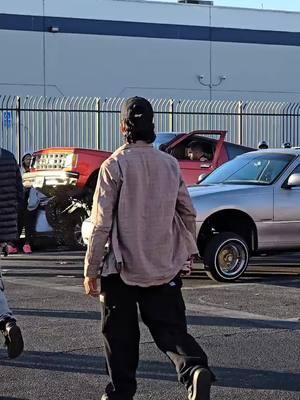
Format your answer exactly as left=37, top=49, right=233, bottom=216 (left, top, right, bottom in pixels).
left=150, top=0, right=300, bottom=11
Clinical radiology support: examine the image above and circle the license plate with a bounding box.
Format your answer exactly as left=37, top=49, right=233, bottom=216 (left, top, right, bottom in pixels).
left=33, top=176, right=45, bottom=188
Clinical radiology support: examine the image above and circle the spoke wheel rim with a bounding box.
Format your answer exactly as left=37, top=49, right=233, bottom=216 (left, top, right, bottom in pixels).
left=217, top=241, right=247, bottom=277
left=74, top=222, right=84, bottom=247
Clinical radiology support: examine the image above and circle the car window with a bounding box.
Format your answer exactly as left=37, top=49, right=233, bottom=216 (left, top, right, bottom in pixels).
left=200, top=154, right=294, bottom=186
left=170, top=138, right=214, bottom=161
left=186, top=140, right=214, bottom=161
left=290, top=164, right=300, bottom=174
left=226, top=143, right=253, bottom=160
left=153, top=133, right=177, bottom=150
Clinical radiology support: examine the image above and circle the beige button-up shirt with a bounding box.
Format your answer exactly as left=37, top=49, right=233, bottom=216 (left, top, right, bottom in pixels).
left=84, top=141, right=198, bottom=287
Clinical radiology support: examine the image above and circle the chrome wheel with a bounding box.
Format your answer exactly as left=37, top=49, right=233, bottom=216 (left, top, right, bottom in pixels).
left=204, top=232, right=249, bottom=282
left=74, top=222, right=84, bottom=247
left=217, top=242, right=247, bottom=276
left=63, top=211, right=88, bottom=250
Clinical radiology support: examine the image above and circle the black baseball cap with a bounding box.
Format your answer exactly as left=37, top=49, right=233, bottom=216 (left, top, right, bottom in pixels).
left=120, top=97, right=154, bottom=123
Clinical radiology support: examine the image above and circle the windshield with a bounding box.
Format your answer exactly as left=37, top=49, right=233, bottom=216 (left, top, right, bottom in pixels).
left=200, top=153, right=294, bottom=186
left=153, top=133, right=178, bottom=150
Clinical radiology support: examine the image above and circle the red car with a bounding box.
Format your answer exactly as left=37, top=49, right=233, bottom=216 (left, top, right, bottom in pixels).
left=23, top=130, right=253, bottom=198
left=155, top=130, right=253, bottom=185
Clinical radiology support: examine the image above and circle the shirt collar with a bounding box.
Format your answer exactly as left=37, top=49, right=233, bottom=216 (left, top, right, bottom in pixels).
left=123, top=140, right=153, bottom=149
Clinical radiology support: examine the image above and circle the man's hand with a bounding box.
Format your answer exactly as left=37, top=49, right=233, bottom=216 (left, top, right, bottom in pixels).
left=181, top=257, right=193, bottom=277
left=84, top=277, right=100, bottom=297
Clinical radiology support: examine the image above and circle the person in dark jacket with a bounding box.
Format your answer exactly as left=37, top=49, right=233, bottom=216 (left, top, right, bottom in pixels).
left=9, top=153, right=36, bottom=254
left=0, top=147, right=24, bottom=358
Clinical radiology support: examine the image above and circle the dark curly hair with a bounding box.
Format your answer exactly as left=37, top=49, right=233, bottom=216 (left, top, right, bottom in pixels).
left=123, top=118, right=156, bottom=144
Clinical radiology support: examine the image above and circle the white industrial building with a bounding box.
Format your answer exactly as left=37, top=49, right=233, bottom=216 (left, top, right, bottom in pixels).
left=1, top=0, right=300, bottom=101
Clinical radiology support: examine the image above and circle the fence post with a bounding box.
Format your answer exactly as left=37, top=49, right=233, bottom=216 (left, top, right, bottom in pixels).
left=169, top=99, right=174, bottom=132
left=96, top=98, right=101, bottom=150
left=16, top=96, right=21, bottom=164
left=238, top=101, right=244, bottom=145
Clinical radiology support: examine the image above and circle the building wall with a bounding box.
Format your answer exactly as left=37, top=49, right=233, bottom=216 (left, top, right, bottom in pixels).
left=1, top=0, right=300, bottom=101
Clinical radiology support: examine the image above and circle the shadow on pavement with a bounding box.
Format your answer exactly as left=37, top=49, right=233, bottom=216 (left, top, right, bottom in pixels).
left=12, top=308, right=100, bottom=321
left=258, top=279, right=300, bottom=289
left=11, top=308, right=299, bottom=331
left=0, top=350, right=299, bottom=392
left=0, top=398, right=29, bottom=400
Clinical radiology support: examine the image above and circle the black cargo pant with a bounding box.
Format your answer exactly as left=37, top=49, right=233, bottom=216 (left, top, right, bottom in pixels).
left=100, top=274, right=211, bottom=400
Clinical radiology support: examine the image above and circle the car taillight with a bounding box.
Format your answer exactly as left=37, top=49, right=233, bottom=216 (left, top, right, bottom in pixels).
left=64, top=154, right=78, bottom=169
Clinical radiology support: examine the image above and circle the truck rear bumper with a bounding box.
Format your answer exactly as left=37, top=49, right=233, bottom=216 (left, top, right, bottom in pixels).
left=23, top=171, right=79, bottom=188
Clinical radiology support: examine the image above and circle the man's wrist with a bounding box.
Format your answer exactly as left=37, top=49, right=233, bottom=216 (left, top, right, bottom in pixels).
left=84, top=272, right=98, bottom=279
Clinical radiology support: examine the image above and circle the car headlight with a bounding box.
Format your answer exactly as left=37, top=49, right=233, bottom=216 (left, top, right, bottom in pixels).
left=64, top=154, right=78, bottom=169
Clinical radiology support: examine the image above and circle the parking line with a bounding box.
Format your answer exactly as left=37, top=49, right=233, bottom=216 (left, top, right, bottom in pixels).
left=4, top=277, right=83, bottom=293
left=184, top=302, right=299, bottom=324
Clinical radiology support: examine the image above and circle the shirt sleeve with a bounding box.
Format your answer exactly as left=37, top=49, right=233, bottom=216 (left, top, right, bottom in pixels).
left=176, top=174, right=197, bottom=241
left=84, top=158, right=121, bottom=278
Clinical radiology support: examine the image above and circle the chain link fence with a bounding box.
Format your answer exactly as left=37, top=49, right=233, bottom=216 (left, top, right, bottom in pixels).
left=1, top=96, right=300, bottom=162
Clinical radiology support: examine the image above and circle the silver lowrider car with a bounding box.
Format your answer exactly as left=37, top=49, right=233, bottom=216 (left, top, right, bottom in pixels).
left=82, top=149, right=300, bottom=283
left=190, top=149, right=300, bottom=281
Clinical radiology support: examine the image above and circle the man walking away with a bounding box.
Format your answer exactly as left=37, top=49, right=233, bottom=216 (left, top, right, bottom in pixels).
left=0, top=148, right=24, bottom=358
left=84, top=97, right=215, bottom=400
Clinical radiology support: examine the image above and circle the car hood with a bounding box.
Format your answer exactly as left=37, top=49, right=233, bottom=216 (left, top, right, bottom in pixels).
left=188, top=183, right=268, bottom=198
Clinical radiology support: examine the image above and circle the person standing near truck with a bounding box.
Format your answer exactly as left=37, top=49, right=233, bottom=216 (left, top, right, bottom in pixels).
left=7, top=153, right=34, bottom=254
left=84, top=97, right=215, bottom=400
left=18, top=153, right=37, bottom=254
left=0, top=147, right=24, bottom=358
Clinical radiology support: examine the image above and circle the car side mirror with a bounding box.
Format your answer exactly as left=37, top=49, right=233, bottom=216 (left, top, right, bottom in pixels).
left=197, top=172, right=210, bottom=183
left=286, top=173, right=300, bottom=188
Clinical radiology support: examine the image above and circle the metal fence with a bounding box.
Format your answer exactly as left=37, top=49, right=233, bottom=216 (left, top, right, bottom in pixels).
left=1, top=96, right=300, bottom=162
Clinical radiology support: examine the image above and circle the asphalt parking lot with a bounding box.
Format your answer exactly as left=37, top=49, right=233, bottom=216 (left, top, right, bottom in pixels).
left=0, top=251, right=299, bottom=400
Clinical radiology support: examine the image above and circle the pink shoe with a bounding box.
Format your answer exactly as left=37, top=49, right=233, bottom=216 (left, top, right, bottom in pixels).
left=7, top=245, right=18, bottom=254
left=22, top=244, right=32, bottom=254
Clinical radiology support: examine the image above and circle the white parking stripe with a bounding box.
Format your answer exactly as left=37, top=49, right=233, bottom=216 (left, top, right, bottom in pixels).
left=4, top=277, right=83, bottom=293
left=184, top=302, right=299, bottom=323
left=182, top=277, right=300, bottom=290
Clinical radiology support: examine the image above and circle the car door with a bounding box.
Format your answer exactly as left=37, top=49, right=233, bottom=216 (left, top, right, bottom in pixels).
left=165, top=130, right=226, bottom=185
left=273, top=163, right=300, bottom=248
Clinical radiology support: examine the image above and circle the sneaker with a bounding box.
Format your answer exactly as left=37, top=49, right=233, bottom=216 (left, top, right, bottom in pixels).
left=187, top=368, right=212, bottom=400
left=22, top=244, right=32, bottom=254
left=7, top=244, right=18, bottom=255
left=3, top=321, right=24, bottom=359
left=100, top=394, right=133, bottom=400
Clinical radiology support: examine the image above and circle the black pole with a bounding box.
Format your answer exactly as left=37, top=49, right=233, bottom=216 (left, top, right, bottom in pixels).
left=17, top=97, right=22, bottom=164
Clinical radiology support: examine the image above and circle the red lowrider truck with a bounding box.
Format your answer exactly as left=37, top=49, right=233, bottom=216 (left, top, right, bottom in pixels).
left=22, top=131, right=253, bottom=249
left=23, top=147, right=111, bottom=204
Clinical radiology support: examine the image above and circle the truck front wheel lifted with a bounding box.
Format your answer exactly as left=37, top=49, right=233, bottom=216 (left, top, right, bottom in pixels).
left=62, top=209, right=88, bottom=250
left=203, top=232, right=249, bottom=282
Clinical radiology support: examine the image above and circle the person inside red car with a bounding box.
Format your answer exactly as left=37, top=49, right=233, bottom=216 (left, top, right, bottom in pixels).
left=187, top=142, right=210, bottom=162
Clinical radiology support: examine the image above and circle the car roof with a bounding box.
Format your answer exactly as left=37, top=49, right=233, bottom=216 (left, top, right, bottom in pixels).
left=240, top=148, right=300, bottom=157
